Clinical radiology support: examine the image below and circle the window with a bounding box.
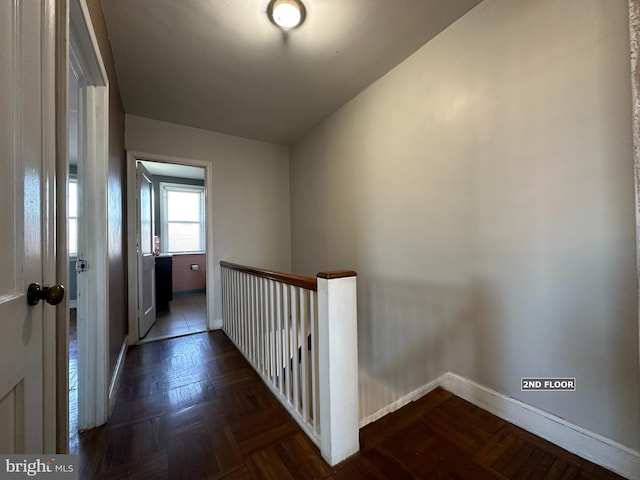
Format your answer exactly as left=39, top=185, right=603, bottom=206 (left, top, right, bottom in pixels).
left=69, top=178, right=78, bottom=256
left=160, top=182, right=205, bottom=253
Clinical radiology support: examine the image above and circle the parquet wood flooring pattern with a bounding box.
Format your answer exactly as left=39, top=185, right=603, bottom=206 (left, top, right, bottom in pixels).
left=69, top=308, right=78, bottom=453
left=77, top=331, right=628, bottom=479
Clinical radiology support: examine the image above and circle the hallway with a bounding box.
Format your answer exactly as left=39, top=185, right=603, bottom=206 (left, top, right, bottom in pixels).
left=76, top=331, right=626, bottom=480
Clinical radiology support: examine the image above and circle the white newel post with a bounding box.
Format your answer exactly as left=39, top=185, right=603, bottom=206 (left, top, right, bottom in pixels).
left=317, top=271, right=359, bottom=466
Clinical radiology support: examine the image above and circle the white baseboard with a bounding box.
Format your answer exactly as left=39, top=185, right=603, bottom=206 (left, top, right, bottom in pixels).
left=357, top=371, right=639, bottom=478
left=108, top=335, right=128, bottom=415
left=359, top=376, right=442, bottom=427
left=439, top=373, right=640, bottom=480
left=211, top=317, right=223, bottom=330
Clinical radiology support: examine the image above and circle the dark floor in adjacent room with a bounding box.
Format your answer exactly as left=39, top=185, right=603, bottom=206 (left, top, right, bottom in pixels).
left=76, top=330, right=627, bottom=480
left=144, top=293, right=207, bottom=342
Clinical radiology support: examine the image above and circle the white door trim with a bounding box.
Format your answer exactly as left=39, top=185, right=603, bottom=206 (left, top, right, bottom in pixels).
left=67, top=0, right=110, bottom=432
left=41, top=0, right=58, bottom=453
left=69, top=0, right=107, bottom=84
left=126, top=151, right=215, bottom=343
left=55, top=0, right=71, bottom=453
left=629, top=0, right=640, bottom=386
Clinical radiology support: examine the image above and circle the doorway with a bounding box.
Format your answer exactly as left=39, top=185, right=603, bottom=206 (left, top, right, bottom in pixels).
left=140, top=160, right=208, bottom=342
left=67, top=60, right=80, bottom=452
left=127, top=154, right=215, bottom=344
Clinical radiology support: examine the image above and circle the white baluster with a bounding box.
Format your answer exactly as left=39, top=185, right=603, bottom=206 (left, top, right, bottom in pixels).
left=229, top=269, right=234, bottom=340
left=291, top=285, right=300, bottom=412
left=299, top=287, right=309, bottom=420
left=282, top=284, right=291, bottom=403
left=269, top=279, right=276, bottom=383
left=264, top=279, right=272, bottom=380
left=243, top=273, right=248, bottom=353
left=275, top=282, right=283, bottom=393
left=257, top=277, right=264, bottom=375
left=310, top=290, right=319, bottom=435
left=251, top=275, right=257, bottom=364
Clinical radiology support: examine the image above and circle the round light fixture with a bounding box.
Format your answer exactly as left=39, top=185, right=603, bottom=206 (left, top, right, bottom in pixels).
left=268, top=0, right=305, bottom=30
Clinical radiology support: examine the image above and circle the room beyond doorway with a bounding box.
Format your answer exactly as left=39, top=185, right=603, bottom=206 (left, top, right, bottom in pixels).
left=134, top=159, right=210, bottom=343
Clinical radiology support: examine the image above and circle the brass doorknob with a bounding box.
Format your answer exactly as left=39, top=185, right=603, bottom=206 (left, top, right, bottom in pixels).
left=27, top=283, right=65, bottom=306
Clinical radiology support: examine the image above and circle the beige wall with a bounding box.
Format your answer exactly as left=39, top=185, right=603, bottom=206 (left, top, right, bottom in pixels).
left=290, top=0, right=640, bottom=450
left=125, top=115, right=291, bottom=323
left=86, top=0, right=127, bottom=380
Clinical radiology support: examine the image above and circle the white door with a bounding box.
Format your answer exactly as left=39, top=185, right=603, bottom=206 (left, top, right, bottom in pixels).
left=137, top=162, right=156, bottom=338
left=69, top=0, right=110, bottom=433
left=0, top=0, right=58, bottom=453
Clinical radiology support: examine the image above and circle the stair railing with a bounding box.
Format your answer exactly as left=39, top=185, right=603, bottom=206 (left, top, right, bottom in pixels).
left=220, top=261, right=359, bottom=466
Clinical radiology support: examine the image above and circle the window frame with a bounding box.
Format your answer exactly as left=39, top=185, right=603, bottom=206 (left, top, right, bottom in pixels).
left=159, top=182, right=206, bottom=254
left=68, top=176, right=78, bottom=258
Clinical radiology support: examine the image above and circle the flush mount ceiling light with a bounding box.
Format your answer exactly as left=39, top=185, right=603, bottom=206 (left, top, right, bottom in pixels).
left=268, top=0, right=306, bottom=30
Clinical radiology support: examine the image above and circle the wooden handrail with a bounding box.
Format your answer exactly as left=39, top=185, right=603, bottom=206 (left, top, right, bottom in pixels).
left=317, top=270, right=357, bottom=279
left=221, top=261, right=318, bottom=291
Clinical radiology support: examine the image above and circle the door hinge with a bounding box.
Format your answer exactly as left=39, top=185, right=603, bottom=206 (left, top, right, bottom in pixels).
left=76, top=256, right=88, bottom=273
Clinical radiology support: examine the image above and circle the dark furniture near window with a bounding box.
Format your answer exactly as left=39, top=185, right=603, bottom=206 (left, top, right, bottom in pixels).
left=155, top=255, right=173, bottom=311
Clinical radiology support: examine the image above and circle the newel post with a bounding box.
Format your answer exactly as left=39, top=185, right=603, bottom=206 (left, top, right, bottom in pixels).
left=316, top=270, right=359, bottom=466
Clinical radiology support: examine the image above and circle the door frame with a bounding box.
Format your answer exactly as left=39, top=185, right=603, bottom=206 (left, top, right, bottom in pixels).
left=126, top=151, right=216, bottom=343
left=56, top=0, right=110, bottom=449
left=630, top=0, right=640, bottom=372
left=34, top=0, right=58, bottom=453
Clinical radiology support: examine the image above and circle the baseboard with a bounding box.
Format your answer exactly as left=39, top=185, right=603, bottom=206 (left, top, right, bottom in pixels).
left=108, top=335, right=128, bottom=415
left=440, top=373, right=640, bottom=480
left=173, top=288, right=206, bottom=297
left=359, top=375, right=443, bottom=427
left=211, top=317, right=223, bottom=330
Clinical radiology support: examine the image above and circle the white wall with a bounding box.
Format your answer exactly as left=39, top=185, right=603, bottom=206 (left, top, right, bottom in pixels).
left=126, top=115, right=291, bottom=323
left=290, top=0, right=640, bottom=451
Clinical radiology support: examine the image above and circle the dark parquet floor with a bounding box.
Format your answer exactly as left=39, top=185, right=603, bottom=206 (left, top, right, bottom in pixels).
left=69, top=308, right=78, bottom=453
left=77, top=331, right=628, bottom=480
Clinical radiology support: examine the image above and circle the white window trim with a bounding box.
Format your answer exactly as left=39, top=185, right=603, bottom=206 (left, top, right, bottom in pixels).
left=68, top=176, right=78, bottom=258
left=159, top=182, right=206, bottom=254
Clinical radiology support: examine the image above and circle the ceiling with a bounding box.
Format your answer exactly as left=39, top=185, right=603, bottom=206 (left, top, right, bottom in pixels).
left=101, top=0, right=482, bottom=146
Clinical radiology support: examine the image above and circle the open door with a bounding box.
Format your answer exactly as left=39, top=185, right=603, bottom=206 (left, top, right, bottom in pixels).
left=68, top=0, right=111, bottom=435
left=0, top=0, right=58, bottom=452
left=137, top=162, right=156, bottom=338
